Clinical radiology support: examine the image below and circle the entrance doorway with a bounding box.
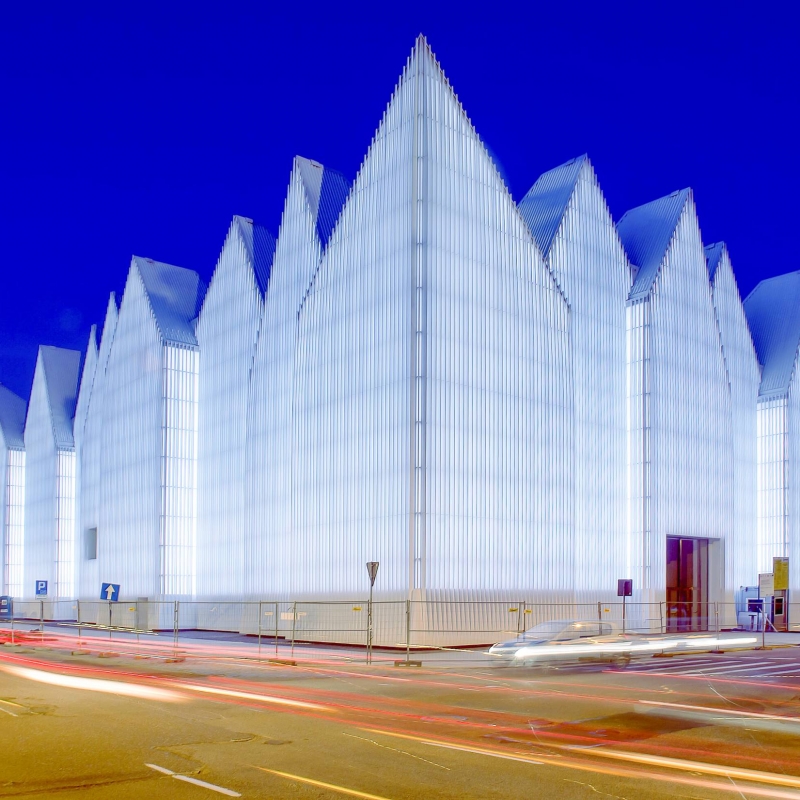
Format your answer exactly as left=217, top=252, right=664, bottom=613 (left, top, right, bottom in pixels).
left=666, top=536, right=709, bottom=632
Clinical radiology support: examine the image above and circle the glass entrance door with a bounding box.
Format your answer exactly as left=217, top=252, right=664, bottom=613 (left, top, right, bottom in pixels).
left=666, top=536, right=709, bottom=632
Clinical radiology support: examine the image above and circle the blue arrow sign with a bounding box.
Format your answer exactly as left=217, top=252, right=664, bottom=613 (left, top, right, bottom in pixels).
left=101, top=583, right=120, bottom=601
left=35, top=580, right=48, bottom=597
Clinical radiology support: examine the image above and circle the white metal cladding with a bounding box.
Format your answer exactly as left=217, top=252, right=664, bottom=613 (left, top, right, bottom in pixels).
left=76, top=295, right=117, bottom=598
left=23, top=347, right=80, bottom=599
left=289, top=39, right=574, bottom=600
left=707, top=244, right=761, bottom=594
left=622, top=194, right=736, bottom=599
left=245, top=159, right=332, bottom=597
left=196, top=217, right=269, bottom=597
left=522, top=157, right=631, bottom=600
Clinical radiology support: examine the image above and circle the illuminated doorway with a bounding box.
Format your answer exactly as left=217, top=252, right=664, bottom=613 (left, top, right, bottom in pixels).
left=666, top=536, right=709, bottom=632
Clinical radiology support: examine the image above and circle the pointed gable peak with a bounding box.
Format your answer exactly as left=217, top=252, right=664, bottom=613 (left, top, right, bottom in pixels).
left=132, top=256, right=205, bottom=346
left=519, top=155, right=589, bottom=256
left=37, top=345, right=81, bottom=449
left=745, top=270, right=800, bottom=397
left=0, top=382, right=27, bottom=449
left=225, top=215, right=276, bottom=296
left=704, top=241, right=727, bottom=282
left=86, top=324, right=98, bottom=356
left=618, top=188, right=692, bottom=301
left=294, top=156, right=351, bottom=251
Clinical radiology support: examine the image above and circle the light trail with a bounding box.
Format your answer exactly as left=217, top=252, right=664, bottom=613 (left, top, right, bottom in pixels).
left=174, top=681, right=332, bottom=711
left=0, top=663, right=183, bottom=702
left=360, top=727, right=800, bottom=799
left=252, top=766, right=396, bottom=800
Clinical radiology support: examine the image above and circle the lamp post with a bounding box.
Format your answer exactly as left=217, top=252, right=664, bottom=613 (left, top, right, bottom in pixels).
left=366, top=562, right=379, bottom=663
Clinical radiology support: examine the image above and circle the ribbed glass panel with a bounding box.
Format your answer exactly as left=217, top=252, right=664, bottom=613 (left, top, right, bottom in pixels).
left=55, top=449, right=76, bottom=598
left=289, top=40, right=574, bottom=600
left=627, top=196, right=734, bottom=599
left=709, top=247, right=760, bottom=593
left=160, top=344, right=199, bottom=596
left=246, top=159, right=325, bottom=597
left=23, top=353, right=58, bottom=596
left=97, top=269, right=164, bottom=597
left=757, top=397, right=787, bottom=574
left=545, top=160, right=630, bottom=600
left=3, top=448, right=25, bottom=596
left=197, top=219, right=266, bottom=597
left=77, top=295, right=117, bottom=598
left=788, top=377, right=800, bottom=590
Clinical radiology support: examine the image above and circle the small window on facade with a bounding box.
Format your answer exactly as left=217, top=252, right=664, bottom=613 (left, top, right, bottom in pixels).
left=86, top=527, right=98, bottom=560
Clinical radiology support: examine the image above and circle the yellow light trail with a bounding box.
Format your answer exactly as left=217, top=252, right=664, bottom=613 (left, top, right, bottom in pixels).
left=252, top=766, right=395, bottom=800
left=360, top=727, right=800, bottom=799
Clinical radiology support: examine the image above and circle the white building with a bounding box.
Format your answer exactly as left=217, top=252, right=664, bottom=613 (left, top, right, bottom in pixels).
left=2, top=37, right=791, bottom=625
left=23, top=346, right=81, bottom=599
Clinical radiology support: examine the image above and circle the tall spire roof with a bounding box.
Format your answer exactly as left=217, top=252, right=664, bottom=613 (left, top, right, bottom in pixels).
left=744, top=271, right=800, bottom=398
left=518, top=155, right=587, bottom=256
left=618, top=188, right=691, bottom=301
left=0, top=383, right=27, bottom=449
left=132, top=257, right=205, bottom=346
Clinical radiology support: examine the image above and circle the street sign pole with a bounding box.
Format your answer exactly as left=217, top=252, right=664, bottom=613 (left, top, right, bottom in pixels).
left=366, top=562, right=379, bottom=664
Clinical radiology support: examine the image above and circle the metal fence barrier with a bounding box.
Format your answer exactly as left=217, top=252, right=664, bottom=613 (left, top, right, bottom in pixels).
left=3, top=597, right=798, bottom=655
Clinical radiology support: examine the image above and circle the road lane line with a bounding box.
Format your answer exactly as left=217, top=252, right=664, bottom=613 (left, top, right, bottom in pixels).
left=173, top=774, right=241, bottom=796
left=145, top=763, right=241, bottom=796
left=252, top=766, right=395, bottom=799
left=145, top=763, right=175, bottom=775
left=0, top=704, right=17, bottom=716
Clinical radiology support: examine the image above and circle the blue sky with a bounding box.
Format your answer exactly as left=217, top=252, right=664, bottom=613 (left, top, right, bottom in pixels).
left=1, top=2, right=796, bottom=398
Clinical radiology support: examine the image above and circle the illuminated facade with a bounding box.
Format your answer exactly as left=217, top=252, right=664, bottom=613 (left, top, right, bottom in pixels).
left=0, top=383, right=26, bottom=597
left=23, top=346, right=81, bottom=599
left=745, top=271, right=800, bottom=592
left=5, top=36, right=794, bottom=608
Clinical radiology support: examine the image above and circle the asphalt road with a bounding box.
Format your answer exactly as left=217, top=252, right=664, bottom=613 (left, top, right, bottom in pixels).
left=2, top=641, right=800, bottom=799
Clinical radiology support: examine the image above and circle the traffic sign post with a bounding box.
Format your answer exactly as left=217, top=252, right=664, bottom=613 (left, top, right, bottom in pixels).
left=617, top=579, right=632, bottom=633
left=100, top=583, right=120, bottom=602
left=366, top=562, right=379, bottom=664
left=758, top=573, right=774, bottom=649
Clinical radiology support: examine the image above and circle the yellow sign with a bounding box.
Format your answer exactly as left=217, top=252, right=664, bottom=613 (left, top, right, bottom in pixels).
left=774, top=557, right=790, bottom=591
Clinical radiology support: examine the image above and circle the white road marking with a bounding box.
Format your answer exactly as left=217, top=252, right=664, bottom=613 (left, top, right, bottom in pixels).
left=145, top=763, right=241, bottom=796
